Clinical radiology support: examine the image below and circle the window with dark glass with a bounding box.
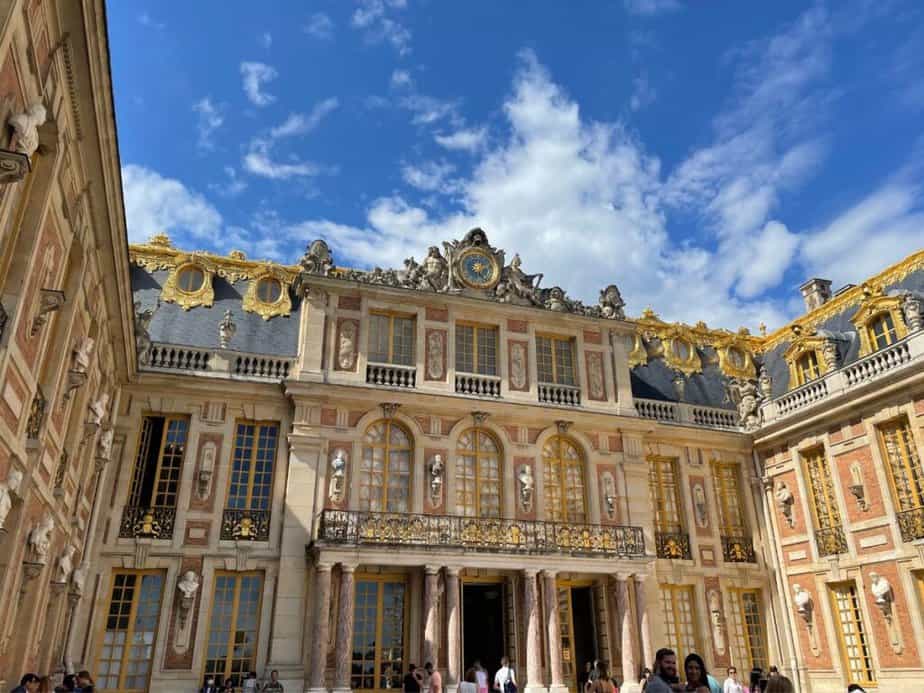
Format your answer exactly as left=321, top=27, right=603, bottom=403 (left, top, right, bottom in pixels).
left=796, top=351, right=820, bottom=385
left=227, top=421, right=279, bottom=512
left=204, top=573, right=264, bottom=687
left=536, top=335, right=575, bottom=385
left=256, top=277, right=282, bottom=304
left=127, top=416, right=189, bottom=510
left=176, top=266, right=205, bottom=293
left=455, top=323, right=498, bottom=375
left=369, top=312, right=416, bottom=365
left=869, top=312, right=898, bottom=351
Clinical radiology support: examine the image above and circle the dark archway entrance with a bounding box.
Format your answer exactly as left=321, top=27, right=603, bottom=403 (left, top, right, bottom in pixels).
left=462, top=582, right=506, bottom=680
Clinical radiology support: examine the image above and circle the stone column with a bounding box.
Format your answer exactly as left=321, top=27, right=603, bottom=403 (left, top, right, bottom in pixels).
left=523, top=570, right=545, bottom=693
left=613, top=577, right=638, bottom=690
left=333, top=564, right=356, bottom=693
left=308, top=563, right=333, bottom=693
left=542, top=571, right=566, bottom=693
left=633, top=576, right=654, bottom=673
left=446, top=568, right=461, bottom=693
left=423, top=565, right=441, bottom=668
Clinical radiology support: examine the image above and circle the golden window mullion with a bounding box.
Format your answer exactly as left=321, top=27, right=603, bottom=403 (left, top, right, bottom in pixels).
left=244, top=424, right=260, bottom=509
left=150, top=418, right=175, bottom=508
left=120, top=575, right=144, bottom=690
left=225, top=578, right=243, bottom=681
left=897, top=423, right=923, bottom=508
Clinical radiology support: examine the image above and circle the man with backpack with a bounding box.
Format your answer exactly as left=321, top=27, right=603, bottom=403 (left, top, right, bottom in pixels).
left=493, top=657, right=516, bottom=693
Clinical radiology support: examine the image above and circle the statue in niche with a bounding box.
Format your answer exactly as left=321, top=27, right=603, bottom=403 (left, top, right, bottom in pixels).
left=0, top=467, right=24, bottom=531
left=28, top=512, right=54, bottom=564
left=218, top=310, right=236, bottom=349
left=598, top=284, right=626, bottom=320
left=338, top=321, right=357, bottom=370
left=692, top=483, right=708, bottom=528
left=775, top=482, right=795, bottom=528
left=869, top=573, right=894, bottom=618
left=903, top=292, right=923, bottom=332
left=708, top=589, right=725, bottom=654
left=300, top=239, right=334, bottom=276
left=9, top=103, right=47, bottom=156
left=55, top=545, right=76, bottom=584
left=726, top=378, right=760, bottom=431
left=758, top=365, right=772, bottom=398
left=428, top=454, right=444, bottom=507
left=427, top=331, right=444, bottom=379
left=72, top=336, right=95, bottom=373
left=793, top=584, right=813, bottom=623
left=88, top=393, right=110, bottom=427
left=509, top=343, right=527, bottom=390
left=420, top=246, right=449, bottom=292
left=178, top=570, right=201, bottom=601
left=328, top=449, right=347, bottom=504
left=134, top=301, right=157, bottom=365
left=518, top=464, right=535, bottom=513
left=97, top=428, right=114, bottom=462
left=601, top=472, right=616, bottom=520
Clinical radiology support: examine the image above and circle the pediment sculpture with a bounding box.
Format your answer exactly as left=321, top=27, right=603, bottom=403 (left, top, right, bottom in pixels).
left=299, top=228, right=626, bottom=320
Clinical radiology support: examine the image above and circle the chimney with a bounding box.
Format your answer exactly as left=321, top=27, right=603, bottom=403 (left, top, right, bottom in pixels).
left=800, top=278, right=833, bottom=312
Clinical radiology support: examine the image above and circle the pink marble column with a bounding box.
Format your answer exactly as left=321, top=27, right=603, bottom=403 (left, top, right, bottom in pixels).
left=334, top=564, right=356, bottom=692
left=423, top=565, right=441, bottom=667
left=633, top=575, right=653, bottom=673
left=523, top=569, right=542, bottom=691
left=446, top=568, right=461, bottom=686
left=542, top=570, right=564, bottom=689
left=612, top=576, right=637, bottom=686
left=308, top=563, right=333, bottom=691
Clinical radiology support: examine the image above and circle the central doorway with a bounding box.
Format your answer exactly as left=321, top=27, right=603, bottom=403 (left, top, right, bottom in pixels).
left=558, top=583, right=598, bottom=693
left=462, top=581, right=506, bottom=680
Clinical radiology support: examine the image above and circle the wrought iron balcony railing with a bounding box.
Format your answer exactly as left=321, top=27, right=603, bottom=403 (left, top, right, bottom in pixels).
left=220, top=508, right=271, bottom=541
left=721, top=535, right=757, bottom=563
left=655, top=531, right=692, bottom=560
left=318, top=509, right=646, bottom=558
left=118, top=505, right=176, bottom=540
left=815, top=526, right=848, bottom=557
left=897, top=507, right=924, bottom=543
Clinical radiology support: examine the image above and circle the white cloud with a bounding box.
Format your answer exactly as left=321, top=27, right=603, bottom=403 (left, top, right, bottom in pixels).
left=305, top=12, right=335, bottom=40
left=351, top=0, right=411, bottom=56
left=629, top=73, right=656, bottom=111
left=137, top=12, right=165, bottom=30
left=242, top=99, right=339, bottom=180
left=209, top=166, right=247, bottom=198
left=260, top=32, right=273, bottom=49
left=240, top=62, right=278, bottom=106
left=192, top=97, right=224, bottom=150
left=269, top=98, right=340, bottom=139
left=122, top=164, right=222, bottom=244
left=624, top=0, right=682, bottom=17
left=390, top=69, right=413, bottom=88
left=401, top=160, right=457, bottom=193
left=434, top=127, right=487, bottom=153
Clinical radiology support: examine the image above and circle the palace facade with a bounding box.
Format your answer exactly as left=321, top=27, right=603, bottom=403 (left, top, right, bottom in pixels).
left=1, top=3, right=924, bottom=693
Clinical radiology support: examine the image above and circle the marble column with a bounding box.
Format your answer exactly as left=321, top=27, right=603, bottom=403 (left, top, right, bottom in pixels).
left=423, top=565, right=441, bottom=668
left=308, top=563, right=333, bottom=693
left=612, top=576, right=638, bottom=688
left=542, top=571, right=566, bottom=693
left=446, top=568, right=461, bottom=692
left=333, top=564, right=356, bottom=693
left=523, top=570, right=545, bottom=693
left=633, top=576, right=654, bottom=673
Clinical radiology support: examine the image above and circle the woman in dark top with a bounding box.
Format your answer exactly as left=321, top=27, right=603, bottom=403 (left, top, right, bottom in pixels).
left=404, top=664, right=423, bottom=693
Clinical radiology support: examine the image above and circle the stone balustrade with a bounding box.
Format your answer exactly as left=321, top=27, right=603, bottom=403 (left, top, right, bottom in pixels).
left=455, top=372, right=502, bottom=398
left=366, top=362, right=417, bottom=388
left=143, top=342, right=293, bottom=383
left=635, top=398, right=741, bottom=431
left=538, top=382, right=582, bottom=407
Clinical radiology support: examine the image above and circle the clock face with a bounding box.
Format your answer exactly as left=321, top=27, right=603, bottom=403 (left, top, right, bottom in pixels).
left=459, top=248, right=499, bottom=289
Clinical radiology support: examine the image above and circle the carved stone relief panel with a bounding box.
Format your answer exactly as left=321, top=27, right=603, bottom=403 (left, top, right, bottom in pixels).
left=425, top=329, right=446, bottom=381
left=688, top=474, right=711, bottom=537
left=585, top=351, right=606, bottom=401
left=164, top=556, right=204, bottom=669
left=189, top=434, right=222, bottom=512
left=704, top=576, right=730, bottom=668
left=424, top=447, right=447, bottom=514
left=596, top=464, right=619, bottom=523
left=335, top=318, right=359, bottom=372
left=326, top=442, right=353, bottom=509
left=508, top=340, right=529, bottom=392
left=515, top=456, right=536, bottom=520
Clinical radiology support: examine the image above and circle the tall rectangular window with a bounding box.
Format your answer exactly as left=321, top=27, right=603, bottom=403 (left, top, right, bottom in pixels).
left=536, top=335, right=575, bottom=385
left=659, top=585, right=700, bottom=657
left=712, top=462, right=747, bottom=535
left=227, top=421, right=279, bottom=512
left=878, top=416, right=924, bottom=512
left=96, top=571, right=164, bottom=692
left=649, top=457, right=684, bottom=533
left=869, top=312, right=898, bottom=351
left=727, top=589, right=768, bottom=671
left=351, top=576, right=407, bottom=691
left=455, top=323, right=498, bottom=375
left=829, top=582, right=875, bottom=686
left=127, top=416, right=189, bottom=509
left=795, top=352, right=820, bottom=386
left=802, top=447, right=842, bottom=530
left=369, top=312, right=416, bottom=365
left=205, top=573, right=264, bottom=687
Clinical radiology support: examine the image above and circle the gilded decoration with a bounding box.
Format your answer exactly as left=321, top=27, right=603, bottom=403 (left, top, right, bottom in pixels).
left=715, top=334, right=757, bottom=379
left=161, top=258, right=216, bottom=311
left=782, top=330, right=831, bottom=389
left=242, top=265, right=293, bottom=320
left=849, top=284, right=908, bottom=357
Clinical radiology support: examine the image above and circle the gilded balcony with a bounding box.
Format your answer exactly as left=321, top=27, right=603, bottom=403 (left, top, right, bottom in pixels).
left=814, top=526, right=848, bottom=557
left=317, top=509, right=646, bottom=558
left=220, top=508, right=271, bottom=541
left=118, top=505, right=176, bottom=540
left=897, top=507, right=924, bottom=543
left=655, top=531, right=692, bottom=560
left=721, top=535, right=757, bottom=563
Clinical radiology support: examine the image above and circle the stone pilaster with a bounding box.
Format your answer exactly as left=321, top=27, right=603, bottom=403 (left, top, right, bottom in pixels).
left=633, top=576, right=654, bottom=673
left=333, top=564, right=356, bottom=693
left=612, top=576, right=638, bottom=691
left=446, top=568, right=461, bottom=693
left=307, top=563, right=333, bottom=693
left=423, top=565, right=441, bottom=668
left=542, top=571, right=566, bottom=693
left=523, top=569, right=546, bottom=693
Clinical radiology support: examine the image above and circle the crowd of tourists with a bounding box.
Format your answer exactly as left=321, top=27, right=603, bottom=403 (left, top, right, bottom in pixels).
left=9, top=671, right=94, bottom=693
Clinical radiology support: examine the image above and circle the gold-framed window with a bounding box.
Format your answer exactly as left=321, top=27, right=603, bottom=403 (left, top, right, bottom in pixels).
left=95, top=570, right=165, bottom=693
left=711, top=461, right=747, bottom=534
left=536, top=335, right=576, bottom=386
left=351, top=574, right=408, bottom=692
left=659, top=584, right=700, bottom=657
left=369, top=312, right=416, bottom=366
left=456, top=427, right=502, bottom=517
left=829, top=582, right=875, bottom=687
left=850, top=287, right=908, bottom=357
left=455, top=323, right=498, bottom=375
left=801, top=447, right=842, bottom=531
left=727, top=589, right=768, bottom=671
left=542, top=435, right=586, bottom=522
left=359, top=420, right=413, bottom=512
left=878, top=416, right=924, bottom=512
left=795, top=351, right=820, bottom=385
left=204, top=572, right=264, bottom=688
left=127, top=415, right=189, bottom=509
left=227, top=421, right=279, bottom=512
left=868, top=312, right=899, bottom=351
left=648, top=456, right=684, bottom=533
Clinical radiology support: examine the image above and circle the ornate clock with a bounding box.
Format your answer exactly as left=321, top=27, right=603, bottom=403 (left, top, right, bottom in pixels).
left=458, top=247, right=500, bottom=289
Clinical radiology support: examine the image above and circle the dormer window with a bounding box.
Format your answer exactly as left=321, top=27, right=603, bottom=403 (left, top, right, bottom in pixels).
left=868, top=312, right=898, bottom=351
left=242, top=271, right=293, bottom=320
left=849, top=284, right=908, bottom=356
left=176, top=265, right=205, bottom=293
left=796, top=351, right=820, bottom=385
left=256, top=277, right=282, bottom=304
left=162, top=259, right=215, bottom=310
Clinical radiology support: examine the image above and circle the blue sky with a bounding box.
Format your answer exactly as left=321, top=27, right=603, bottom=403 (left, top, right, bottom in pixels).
left=109, top=0, right=924, bottom=330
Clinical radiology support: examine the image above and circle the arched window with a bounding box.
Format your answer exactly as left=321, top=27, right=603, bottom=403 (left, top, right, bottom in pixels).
left=868, top=312, right=898, bottom=351
left=542, top=436, right=586, bottom=522
left=360, top=420, right=413, bottom=512
left=455, top=428, right=502, bottom=517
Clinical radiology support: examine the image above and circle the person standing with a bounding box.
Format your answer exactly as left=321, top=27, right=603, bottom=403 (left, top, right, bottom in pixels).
left=722, top=668, right=743, bottom=693
left=262, top=670, right=284, bottom=693
left=426, top=662, right=442, bottom=693
left=201, top=677, right=219, bottom=693
left=460, top=669, right=478, bottom=693
left=682, top=654, right=710, bottom=693
left=493, top=657, right=516, bottom=693
left=404, top=664, right=422, bottom=693
left=474, top=661, right=489, bottom=693
left=643, top=649, right=680, bottom=693
left=11, top=675, right=40, bottom=693
left=763, top=678, right=793, bottom=693
left=587, top=662, right=616, bottom=693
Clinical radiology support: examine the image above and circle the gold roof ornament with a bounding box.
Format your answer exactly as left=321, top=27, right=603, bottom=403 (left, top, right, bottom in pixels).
left=148, top=232, right=172, bottom=247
